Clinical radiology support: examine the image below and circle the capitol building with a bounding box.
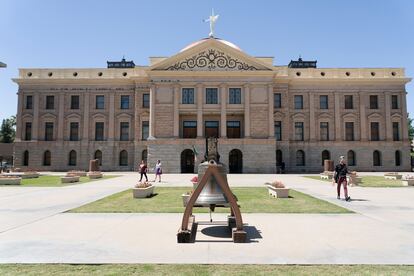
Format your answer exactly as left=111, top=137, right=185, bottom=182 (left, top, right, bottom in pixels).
left=13, top=36, right=411, bottom=173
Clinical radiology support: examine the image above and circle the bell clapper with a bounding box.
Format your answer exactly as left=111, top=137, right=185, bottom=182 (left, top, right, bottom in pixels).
left=209, top=208, right=213, bottom=222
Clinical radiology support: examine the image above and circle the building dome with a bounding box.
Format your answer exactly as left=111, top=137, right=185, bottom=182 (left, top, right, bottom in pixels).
left=179, top=37, right=242, bottom=53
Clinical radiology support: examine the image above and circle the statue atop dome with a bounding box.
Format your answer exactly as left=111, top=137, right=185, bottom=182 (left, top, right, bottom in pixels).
left=204, top=9, right=219, bottom=37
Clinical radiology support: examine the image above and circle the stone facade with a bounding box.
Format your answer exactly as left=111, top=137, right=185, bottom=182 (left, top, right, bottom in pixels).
left=12, top=38, right=412, bottom=173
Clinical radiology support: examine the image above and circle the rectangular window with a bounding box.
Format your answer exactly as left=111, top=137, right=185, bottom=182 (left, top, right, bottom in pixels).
left=205, top=121, right=219, bottom=138
left=294, top=122, right=304, bottom=141
left=26, top=95, right=33, bottom=109
left=345, top=122, right=354, bottom=141
left=120, top=95, right=130, bottom=109
left=206, top=88, right=218, bottom=104
left=45, top=122, right=54, bottom=141
left=370, top=122, right=380, bottom=141
left=319, top=95, right=328, bottom=109
left=229, top=88, right=241, bottom=104
left=46, top=96, right=54, bottom=109
left=294, top=95, right=303, bottom=109
left=183, top=121, right=197, bottom=138
left=70, top=122, right=79, bottom=141
left=25, top=122, right=32, bottom=141
left=227, top=121, right=241, bottom=138
left=96, top=95, right=105, bottom=109
left=274, top=93, right=281, bottom=108
left=320, top=122, right=329, bottom=141
left=142, top=93, right=150, bottom=108
left=393, top=122, right=400, bottom=141
left=345, top=95, right=353, bottom=109
left=274, top=121, right=282, bottom=141
left=70, top=95, right=79, bottom=109
left=95, top=122, right=104, bottom=141
left=120, top=122, right=129, bottom=141
left=391, top=95, right=399, bottom=109
left=182, top=88, right=195, bottom=104
left=142, top=121, right=149, bottom=140
left=370, top=95, right=378, bottom=109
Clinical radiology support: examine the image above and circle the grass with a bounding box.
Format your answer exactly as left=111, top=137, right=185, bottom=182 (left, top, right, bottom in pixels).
left=0, top=264, right=413, bottom=275
left=70, top=187, right=351, bottom=213
left=304, top=175, right=405, bottom=188
left=2, top=175, right=119, bottom=187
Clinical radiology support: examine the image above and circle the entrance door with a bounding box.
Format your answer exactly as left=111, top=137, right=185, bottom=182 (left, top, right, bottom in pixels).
left=229, top=149, right=243, bottom=173
left=181, top=149, right=195, bottom=173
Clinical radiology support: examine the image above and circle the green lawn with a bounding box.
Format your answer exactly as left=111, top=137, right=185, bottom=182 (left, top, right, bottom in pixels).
left=0, top=264, right=413, bottom=276
left=70, top=187, right=351, bottom=213
left=7, top=175, right=119, bottom=187
left=304, top=175, right=405, bottom=188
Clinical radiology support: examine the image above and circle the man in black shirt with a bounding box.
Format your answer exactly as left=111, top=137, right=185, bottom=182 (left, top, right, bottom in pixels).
left=333, top=156, right=351, bottom=201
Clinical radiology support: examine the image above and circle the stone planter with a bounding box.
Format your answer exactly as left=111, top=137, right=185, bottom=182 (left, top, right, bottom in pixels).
left=402, top=179, right=414, bottom=186
left=68, top=171, right=87, bottom=177
left=133, top=185, right=155, bottom=198
left=0, top=177, right=21, bottom=185
left=61, top=176, right=80, bottom=183
left=182, top=193, right=191, bottom=207
left=347, top=175, right=362, bottom=186
left=320, top=172, right=334, bottom=180
left=384, top=173, right=402, bottom=180
left=267, top=185, right=290, bottom=198
left=88, top=172, right=103, bottom=179
left=3, top=172, right=39, bottom=179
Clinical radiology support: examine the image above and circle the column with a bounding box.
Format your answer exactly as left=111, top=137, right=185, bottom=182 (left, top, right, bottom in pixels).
left=108, top=93, right=115, bottom=141
left=244, top=84, right=250, bottom=137
left=220, top=83, right=227, bottom=138
left=134, top=87, right=140, bottom=141
left=32, top=94, right=39, bottom=141
left=149, top=85, right=156, bottom=139
left=196, top=83, right=203, bottom=137
left=57, top=93, right=64, bottom=140
left=309, top=93, right=315, bottom=141
left=401, top=91, right=409, bottom=141
left=82, top=93, right=90, bottom=141
left=173, top=85, right=180, bottom=137
left=334, top=92, right=341, bottom=141
left=384, top=92, right=392, bottom=141
left=15, top=91, right=23, bottom=142
left=360, top=93, right=367, bottom=141
left=268, top=84, right=274, bottom=138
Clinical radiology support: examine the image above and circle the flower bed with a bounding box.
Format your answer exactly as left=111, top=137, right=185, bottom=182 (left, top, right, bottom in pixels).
left=384, top=173, right=402, bottom=180
left=265, top=180, right=290, bottom=198
left=67, top=170, right=87, bottom=177
left=88, top=171, right=103, bottom=179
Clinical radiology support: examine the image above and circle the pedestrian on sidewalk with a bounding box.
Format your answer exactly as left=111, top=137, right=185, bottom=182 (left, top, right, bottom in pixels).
left=138, top=160, right=148, bottom=182
left=154, top=160, right=162, bottom=182
left=333, top=156, right=351, bottom=201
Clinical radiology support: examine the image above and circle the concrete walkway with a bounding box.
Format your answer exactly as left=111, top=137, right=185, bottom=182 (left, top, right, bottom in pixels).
left=0, top=173, right=413, bottom=264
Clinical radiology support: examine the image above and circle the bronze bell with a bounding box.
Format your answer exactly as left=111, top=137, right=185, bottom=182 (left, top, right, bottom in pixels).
left=195, top=160, right=230, bottom=211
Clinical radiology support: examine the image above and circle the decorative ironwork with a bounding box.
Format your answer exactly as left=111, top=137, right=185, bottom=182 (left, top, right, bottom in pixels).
left=166, top=49, right=259, bottom=71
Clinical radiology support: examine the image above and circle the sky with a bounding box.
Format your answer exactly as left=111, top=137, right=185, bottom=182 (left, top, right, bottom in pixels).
left=0, top=0, right=413, bottom=122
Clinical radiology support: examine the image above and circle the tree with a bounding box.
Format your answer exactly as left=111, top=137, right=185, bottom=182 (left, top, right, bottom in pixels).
left=0, top=116, right=16, bottom=143
left=408, top=115, right=414, bottom=142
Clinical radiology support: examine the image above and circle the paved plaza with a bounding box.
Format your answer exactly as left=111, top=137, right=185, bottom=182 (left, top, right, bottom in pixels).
left=0, top=173, right=414, bottom=264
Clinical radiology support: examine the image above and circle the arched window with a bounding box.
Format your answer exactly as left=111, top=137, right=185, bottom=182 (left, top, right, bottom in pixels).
left=395, top=150, right=401, bottom=166
left=43, top=150, right=51, bottom=166
left=296, top=150, right=305, bottom=166
left=23, top=150, right=29, bottom=166
left=229, top=149, right=243, bottom=173
left=68, top=150, right=77, bottom=166
left=321, top=150, right=330, bottom=166
left=142, top=149, right=148, bottom=163
left=180, top=149, right=195, bottom=173
left=94, top=150, right=102, bottom=166
left=373, top=150, right=381, bottom=166
left=119, top=150, right=128, bottom=166
left=347, top=150, right=356, bottom=166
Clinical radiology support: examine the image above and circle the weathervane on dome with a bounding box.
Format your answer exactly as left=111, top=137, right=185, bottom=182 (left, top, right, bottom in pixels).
left=204, top=9, right=219, bottom=37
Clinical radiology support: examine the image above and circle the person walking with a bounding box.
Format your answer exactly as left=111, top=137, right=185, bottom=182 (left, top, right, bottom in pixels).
left=333, top=156, right=351, bottom=201
left=138, top=160, right=148, bottom=182
left=154, top=160, right=162, bottom=182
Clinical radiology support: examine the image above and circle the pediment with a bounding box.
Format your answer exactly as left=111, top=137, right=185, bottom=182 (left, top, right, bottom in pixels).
left=150, top=38, right=273, bottom=72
